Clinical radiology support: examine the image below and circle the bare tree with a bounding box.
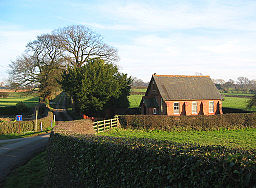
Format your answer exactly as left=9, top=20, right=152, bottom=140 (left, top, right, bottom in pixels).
left=9, top=25, right=120, bottom=100
left=237, top=77, right=250, bottom=85
left=213, top=79, right=225, bottom=85
left=131, top=77, right=148, bottom=87
left=237, top=77, right=250, bottom=91
left=54, top=25, right=119, bottom=67
left=9, top=34, right=64, bottom=100
left=227, top=79, right=235, bottom=85
left=9, top=54, right=37, bottom=87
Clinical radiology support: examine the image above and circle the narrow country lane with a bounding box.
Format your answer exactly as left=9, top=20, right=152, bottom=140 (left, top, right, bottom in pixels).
left=53, top=92, right=73, bottom=121
left=0, top=134, right=50, bottom=183
left=0, top=92, right=73, bottom=183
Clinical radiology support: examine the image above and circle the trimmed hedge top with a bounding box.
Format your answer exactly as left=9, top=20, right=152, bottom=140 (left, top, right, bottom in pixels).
left=119, top=113, right=256, bottom=131
left=47, top=133, right=256, bottom=187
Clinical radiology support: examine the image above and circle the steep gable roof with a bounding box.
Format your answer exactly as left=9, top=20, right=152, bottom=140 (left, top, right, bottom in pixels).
left=152, top=75, right=222, bottom=101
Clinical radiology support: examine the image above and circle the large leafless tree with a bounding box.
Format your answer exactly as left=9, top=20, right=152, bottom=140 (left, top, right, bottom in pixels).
left=54, top=25, right=119, bottom=67
left=9, top=25, right=120, bottom=100
left=9, top=34, right=64, bottom=100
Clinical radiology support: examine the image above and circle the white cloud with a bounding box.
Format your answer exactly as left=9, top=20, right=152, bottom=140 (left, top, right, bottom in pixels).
left=1, top=0, right=256, bottom=83
left=115, top=33, right=256, bottom=82
left=96, top=0, right=256, bottom=31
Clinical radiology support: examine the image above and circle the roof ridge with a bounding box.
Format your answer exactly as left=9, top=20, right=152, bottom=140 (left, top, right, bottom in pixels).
left=153, top=74, right=210, bottom=78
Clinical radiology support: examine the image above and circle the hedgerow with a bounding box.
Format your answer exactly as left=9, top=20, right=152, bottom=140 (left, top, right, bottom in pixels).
left=0, top=111, right=53, bottom=134
left=47, top=133, right=256, bottom=187
left=119, top=113, right=256, bottom=131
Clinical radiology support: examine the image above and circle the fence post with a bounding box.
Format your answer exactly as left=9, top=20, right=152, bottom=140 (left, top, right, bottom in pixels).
left=104, top=120, right=106, bottom=131
left=110, top=118, right=112, bottom=129
left=115, top=115, right=120, bottom=127
left=97, top=121, right=99, bottom=133
left=35, top=107, right=38, bottom=132
left=40, top=122, right=43, bottom=132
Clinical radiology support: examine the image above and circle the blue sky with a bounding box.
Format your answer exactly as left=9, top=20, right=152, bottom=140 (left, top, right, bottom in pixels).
left=1, top=0, right=256, bottom=83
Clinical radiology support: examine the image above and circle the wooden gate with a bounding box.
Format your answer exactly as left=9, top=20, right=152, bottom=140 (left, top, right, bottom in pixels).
left=93, top=115, right=119, bottom=133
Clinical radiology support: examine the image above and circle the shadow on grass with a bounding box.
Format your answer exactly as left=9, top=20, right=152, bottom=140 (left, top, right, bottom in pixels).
left=222, top=107, right=251, bottom=114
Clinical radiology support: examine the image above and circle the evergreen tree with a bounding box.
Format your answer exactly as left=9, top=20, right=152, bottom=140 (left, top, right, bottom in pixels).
left=61, top=58, right=131, bottom=117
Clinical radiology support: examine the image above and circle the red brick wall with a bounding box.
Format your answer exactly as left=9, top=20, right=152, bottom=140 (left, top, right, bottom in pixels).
left=165, top=100, right=222, bottom=116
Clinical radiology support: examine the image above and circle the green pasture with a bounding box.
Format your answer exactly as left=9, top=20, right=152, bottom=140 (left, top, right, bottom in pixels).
left=0, top=92, right=38, bottom=108
left=221, top=93, right=254, bottom=96
left=131, top=88, right=147, bottom=93
left=128, top=95, right=143, bottom=108
left=222, top=97, right=256, bottom=111
left=99, top=128, right=256, bottom=150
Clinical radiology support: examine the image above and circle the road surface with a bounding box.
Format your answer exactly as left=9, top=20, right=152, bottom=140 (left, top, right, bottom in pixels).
left=53, top=92, right=73, bottom=121
left=0, top=133, right=50, bottom=182
left=0, top=92, right=73, bottom=183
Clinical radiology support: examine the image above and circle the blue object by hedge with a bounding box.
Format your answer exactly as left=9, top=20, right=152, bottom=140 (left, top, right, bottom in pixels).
left=16, top=115, right=22, bottom=121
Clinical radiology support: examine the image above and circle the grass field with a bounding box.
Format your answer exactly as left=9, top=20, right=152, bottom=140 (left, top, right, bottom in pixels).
left=221, top=93, right=254, bottom=96
left=99, top=128, right=256, bottom=150
left=128, top=95, right=143, bottom=108
left=131, top=88, right=147, bottom=93
left=0, top=92, right=39, bottom=108
left=222, top=97, right=256, bottom=111
left=3, top=151, right=47, bottom=187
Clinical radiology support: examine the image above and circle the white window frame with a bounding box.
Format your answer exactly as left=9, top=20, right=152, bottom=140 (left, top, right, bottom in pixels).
left=209, top=101, right=214, bottom=113
left=153, top=108, right=157, bottom=114
left=173, top=102, right=180, bottom=114
left=192, top=101, right=197, bottom=114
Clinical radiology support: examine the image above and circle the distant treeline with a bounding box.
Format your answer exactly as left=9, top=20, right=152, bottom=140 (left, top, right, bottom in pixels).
left=213, top=77, right=256, bottom=93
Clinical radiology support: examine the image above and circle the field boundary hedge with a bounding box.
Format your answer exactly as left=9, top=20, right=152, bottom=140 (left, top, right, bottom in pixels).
left=47, top=133, right=256, bottom=187
left=118, top=113, right=256, bottom=131
left=0, top=110, right=53, bottom=134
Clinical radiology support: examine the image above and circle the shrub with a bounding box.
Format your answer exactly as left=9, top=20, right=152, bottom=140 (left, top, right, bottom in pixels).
left=0, top=106, right=17, bottom=115
left=47, top=133, right=256, bottom=187
left=0, top=102, right=32, bottom=116
left=0, top=111, right=53, bottom=134
left=118, top=113, right=256, bottom=131
left=16, top=101, right=29, bottom=114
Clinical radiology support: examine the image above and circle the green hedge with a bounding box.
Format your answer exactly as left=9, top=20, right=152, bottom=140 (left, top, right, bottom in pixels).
left=0, top=111, right=53, bottom=134
left=118, top=113, right=256, bottom=131
left=47, top=133, right=256, bottom=187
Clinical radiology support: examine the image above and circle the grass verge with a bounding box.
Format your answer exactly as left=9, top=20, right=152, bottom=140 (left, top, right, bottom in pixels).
left=99, top=128, right=256, bottom=150
left=3, top=151, right=47, bottom=188
left=0, top=129, right=52, bottom=140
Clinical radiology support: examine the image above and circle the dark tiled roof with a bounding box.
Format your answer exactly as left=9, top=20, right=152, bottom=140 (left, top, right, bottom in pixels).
left=143, top=97, right=159, bottom=108
left=153, top=75, right=222, bottom=101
